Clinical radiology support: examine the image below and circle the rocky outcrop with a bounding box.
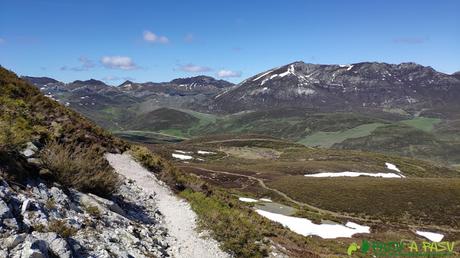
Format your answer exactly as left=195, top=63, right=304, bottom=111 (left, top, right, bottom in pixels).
left=0, top=177, right=171, bottom=257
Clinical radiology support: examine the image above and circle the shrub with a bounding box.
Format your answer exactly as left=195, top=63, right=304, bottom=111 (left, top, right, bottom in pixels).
left=40, top=140, right=119, bottom=196
left=48, top=219, right=77, bottom=238
left=84, top=204, right=101, bottom=218
left=129, top=145, right=163, bottom=173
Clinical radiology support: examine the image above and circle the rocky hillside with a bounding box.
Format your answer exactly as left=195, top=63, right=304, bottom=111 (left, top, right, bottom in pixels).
left=1, top=67, right=233, bottom=257
left=0, top=175, right=170, bottom=257
left=210, top=61, right=460, bottom=113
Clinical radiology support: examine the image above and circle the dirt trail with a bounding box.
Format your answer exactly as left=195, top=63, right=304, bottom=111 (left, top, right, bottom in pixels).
left=106, top=153, right=229, bottom=258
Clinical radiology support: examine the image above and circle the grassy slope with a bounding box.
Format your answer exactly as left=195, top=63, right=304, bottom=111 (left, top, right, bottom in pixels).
left=0, top=67, right=128, bottom=196
left=0, top=66, right=126, bottom=152
left=116, top=107, right=460, bottom=163
left=335, top=123, right=460, bottom=164
left=298, top=122, right=384, bottom=147
left=400, top=117, right=441, bottom=132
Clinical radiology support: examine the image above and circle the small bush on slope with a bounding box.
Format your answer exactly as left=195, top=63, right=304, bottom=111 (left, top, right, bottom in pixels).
left=40, top=140, right=119, bottom=196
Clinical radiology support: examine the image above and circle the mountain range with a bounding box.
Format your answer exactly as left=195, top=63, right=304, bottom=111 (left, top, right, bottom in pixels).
left=25, top=61, right=460, bottom=115
left=23, top=61, right=460, bottom=165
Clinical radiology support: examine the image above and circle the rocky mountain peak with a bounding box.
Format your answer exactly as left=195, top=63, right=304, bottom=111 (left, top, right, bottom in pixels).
left=22, top=76, right=60, bottom=86
left=170, top=76, right=233, bottom=88
left=71, top=79, right=107, bottom=87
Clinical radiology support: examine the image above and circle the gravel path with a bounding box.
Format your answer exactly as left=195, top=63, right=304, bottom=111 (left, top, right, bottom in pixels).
left=106, top=153, right=229, bottom=258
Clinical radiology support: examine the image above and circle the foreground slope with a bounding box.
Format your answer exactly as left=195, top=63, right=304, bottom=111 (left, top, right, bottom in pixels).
left=0, top=67, right=232, bottom=257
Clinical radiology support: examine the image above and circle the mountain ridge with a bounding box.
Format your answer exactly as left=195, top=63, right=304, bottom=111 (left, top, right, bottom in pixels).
left=209, top=61, right=460, bottom=113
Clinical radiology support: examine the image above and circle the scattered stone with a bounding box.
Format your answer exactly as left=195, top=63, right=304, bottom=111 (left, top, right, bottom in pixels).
left=5, top=233, right=26, bottom=249
left=21, top=142, right=38, bottom=158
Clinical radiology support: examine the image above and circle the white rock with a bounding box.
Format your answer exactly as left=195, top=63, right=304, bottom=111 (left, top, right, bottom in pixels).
left=21, top=199, right=32, bottom=215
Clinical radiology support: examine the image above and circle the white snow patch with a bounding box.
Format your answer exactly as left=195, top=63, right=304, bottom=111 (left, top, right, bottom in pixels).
left=197, top=150, right=216, bottom=155
left=255, top=210, right=370, bottom=238
left=278, top=64, right=295, bottom=77
left=253, top=69, right=274, bottom=81
left=239, top=197, right=258, bottom=203
left=259, top=198, right=272, bottom=202
left=172, top=153, right=193, bottom=160
left=385, top=162, right=401, bottom=173
left=416, top=231, right=444, bottom=242
left=304, top=172, right=403, bottom=178
left=175, top=150, right=193, bottom=154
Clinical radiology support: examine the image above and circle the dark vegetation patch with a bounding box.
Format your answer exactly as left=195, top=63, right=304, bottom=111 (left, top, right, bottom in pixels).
left=129, top=107, right=199, bottom=131
left=268, top=176, right=460, bottom=229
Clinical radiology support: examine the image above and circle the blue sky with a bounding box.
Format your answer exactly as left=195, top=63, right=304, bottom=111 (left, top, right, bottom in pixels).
left=0, top=0, right=459, bottom=84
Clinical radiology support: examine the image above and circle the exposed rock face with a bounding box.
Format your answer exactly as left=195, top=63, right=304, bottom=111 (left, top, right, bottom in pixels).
left=211, top=61, right=460, bottom=113
left=0, top=178, right=171, bottom=257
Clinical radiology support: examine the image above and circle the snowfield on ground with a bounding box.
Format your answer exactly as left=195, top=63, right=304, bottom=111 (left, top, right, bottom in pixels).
left=239, top=197, right=259, bottom=203
left=385, top=162, right=401, bottom=173
left=304, top=172, right=404, bottom=178
left=416, top=231, right=444, bottom=242
left=172, top=153, right=193, bottom=160
left=259, top=198, right=272, bottom=202
left=175, top=150, right=193, bottom=154
left=197, top=150, right=216, bottom=155
left=106, top=153, right=229, bottom=258
left=255, top=210, right=370, bottom=239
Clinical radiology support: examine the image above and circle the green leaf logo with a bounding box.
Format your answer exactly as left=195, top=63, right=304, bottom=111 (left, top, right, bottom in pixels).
left=347, top=242, right=359, bottom=256
left=361, top=240, right=370, bottom=254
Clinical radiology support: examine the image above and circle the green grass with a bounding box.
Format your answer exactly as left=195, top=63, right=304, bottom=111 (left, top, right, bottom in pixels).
left=298, top=123, right=384, bottom=147
left=400, top=117, right=441, bottom=132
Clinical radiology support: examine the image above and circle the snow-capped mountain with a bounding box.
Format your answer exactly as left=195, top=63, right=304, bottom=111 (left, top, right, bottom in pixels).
left=210, top=61, right=460, bottom=113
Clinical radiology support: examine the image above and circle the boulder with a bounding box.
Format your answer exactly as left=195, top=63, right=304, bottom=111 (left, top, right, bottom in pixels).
left=5, top=233, right=26, bottom=249
left=0, top=198, right=12, bottom=218
left=21, top=142, right=38, bottom=158
left=32, top=232, right=71, bottom=258
left=21, top=236, right=48, bottom=258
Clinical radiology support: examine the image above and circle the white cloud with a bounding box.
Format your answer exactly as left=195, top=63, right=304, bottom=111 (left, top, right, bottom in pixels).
left=100, top=56, right=138, bottom=70
left=60, top=56, right=95, bottom=71
left=217, top=69, right=241, bottom=78
left=178, top=64, right=211, bottom=73
left=143, top=30, right=169, bottom=44
left=0, top=38, right=5, bottom=44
